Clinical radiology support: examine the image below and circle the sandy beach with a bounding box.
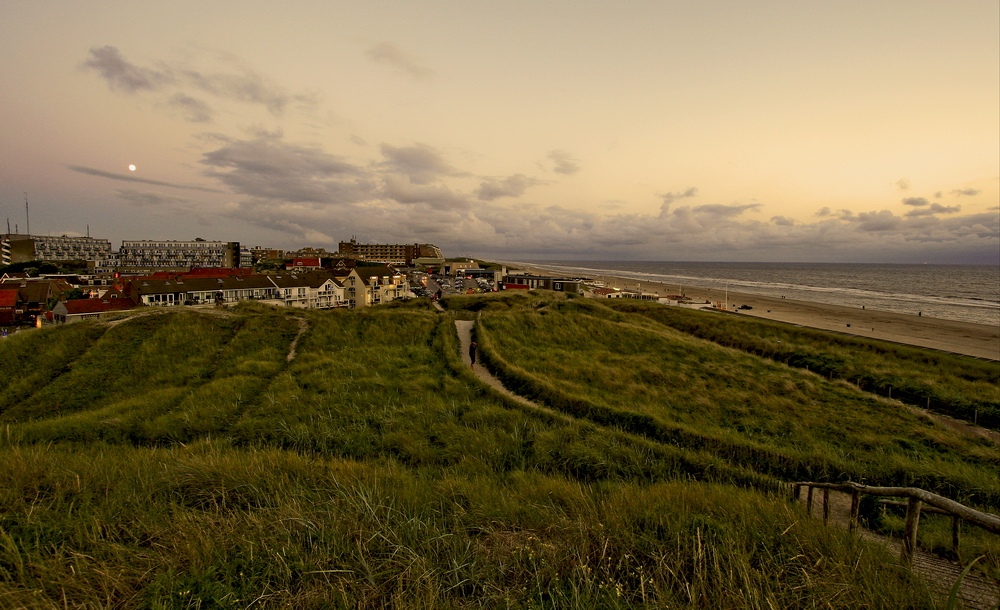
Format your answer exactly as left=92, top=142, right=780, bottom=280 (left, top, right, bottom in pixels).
left=506, top=263, right=1000, bottom=361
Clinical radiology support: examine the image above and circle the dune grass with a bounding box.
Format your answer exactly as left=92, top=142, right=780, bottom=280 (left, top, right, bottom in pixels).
left=474, top=300, right=1000, bottom=506
left=0, top=443, right=932, bottom=609
left=0, top=301, right=992, bottom=607
left=606, top=300, right=1000, bottom=430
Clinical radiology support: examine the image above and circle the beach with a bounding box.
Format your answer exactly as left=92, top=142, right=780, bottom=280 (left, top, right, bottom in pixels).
left=508, top=263, right=1000, bottom=361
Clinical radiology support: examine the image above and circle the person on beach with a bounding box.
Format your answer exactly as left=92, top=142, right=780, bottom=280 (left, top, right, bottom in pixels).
left=469, top=341, right=478, bottom=371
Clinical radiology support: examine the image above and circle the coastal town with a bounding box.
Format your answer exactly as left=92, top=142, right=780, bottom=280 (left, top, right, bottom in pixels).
left=1, top=232, right=685, bottom=331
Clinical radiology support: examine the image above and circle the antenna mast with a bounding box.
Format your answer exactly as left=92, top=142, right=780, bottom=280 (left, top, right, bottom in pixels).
left=24, top=193, right=30, bottom=236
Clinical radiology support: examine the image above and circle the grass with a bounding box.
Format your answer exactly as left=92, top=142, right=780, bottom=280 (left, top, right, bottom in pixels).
left=606, top=299, right=1000, bottom=430
left=0, top=443, right=932, bottom=609
left=475, top=300, right=1000, bottom=506
left=0, top=299, right=993, bottom=607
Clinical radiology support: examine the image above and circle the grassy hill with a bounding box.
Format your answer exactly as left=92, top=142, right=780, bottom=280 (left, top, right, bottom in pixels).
left=0, top=298, right=996, bottom=608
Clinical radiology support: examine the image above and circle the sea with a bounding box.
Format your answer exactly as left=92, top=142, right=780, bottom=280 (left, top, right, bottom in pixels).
left=511, top=261, right=1000, bottom=327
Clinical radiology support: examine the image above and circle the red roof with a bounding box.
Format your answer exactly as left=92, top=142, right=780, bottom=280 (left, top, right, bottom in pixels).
left=146, top=268, right=252, bottom=280
left=0, top=289, right=17, bottom=308
left=61, top=299, right=137, bottom=315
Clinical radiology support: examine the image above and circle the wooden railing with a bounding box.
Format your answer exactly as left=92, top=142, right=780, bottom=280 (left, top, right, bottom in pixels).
left=793, top=481, right=1000, bottom=567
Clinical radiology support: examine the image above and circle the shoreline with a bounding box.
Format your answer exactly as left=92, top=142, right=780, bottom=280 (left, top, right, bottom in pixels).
left=499, top=261, right=1000, bottom=361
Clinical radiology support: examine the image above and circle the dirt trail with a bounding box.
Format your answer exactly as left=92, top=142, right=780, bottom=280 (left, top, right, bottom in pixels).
left=286, top=316, right=309, bottom=362
left=454, top=320, right=537, bottom=407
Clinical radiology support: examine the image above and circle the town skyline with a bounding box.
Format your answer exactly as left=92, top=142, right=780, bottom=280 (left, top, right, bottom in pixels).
left=2, top=1, right=997, bottom=264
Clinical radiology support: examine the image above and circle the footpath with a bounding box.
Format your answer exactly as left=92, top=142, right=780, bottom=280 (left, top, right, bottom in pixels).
left=449, top=314, right=1000, bottom=609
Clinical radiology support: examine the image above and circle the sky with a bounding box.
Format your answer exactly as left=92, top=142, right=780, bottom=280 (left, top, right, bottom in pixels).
left=1, top=0, right=998, bottom=263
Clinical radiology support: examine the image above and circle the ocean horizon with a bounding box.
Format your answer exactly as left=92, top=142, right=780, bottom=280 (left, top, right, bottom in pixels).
left=507, top=260, right=1000, bottom=327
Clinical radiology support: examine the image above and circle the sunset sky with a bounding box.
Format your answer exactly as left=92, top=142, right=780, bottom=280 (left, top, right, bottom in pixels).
left=1, top=0, right=997, bottom=263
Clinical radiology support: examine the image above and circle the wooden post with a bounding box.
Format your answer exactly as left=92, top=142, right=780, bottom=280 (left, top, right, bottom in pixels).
left=793, top=484, right=801, bottom=501
left=952, top=515, right=960, bottom=555
left=849, top=491, right=860, bottom=532
left=806, top=486, right=814, bottom=515
left=823, top=488, right=830, bottom=525
left=901, top=497, right=922, bottom=567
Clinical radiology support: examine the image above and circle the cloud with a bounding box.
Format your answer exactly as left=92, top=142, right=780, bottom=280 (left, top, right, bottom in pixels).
left=934, top=191, right=943, bottom=198
left=691, top=203, right=761, bottom=218
left=366, top=42, right=434, bottom=79
left=658, top=187, right=698, bottom=216
left=382, top=175, right=469, bottom=210
left=115, top=189, right=191, bottom=207
left=476, top=174, right=546, bottom=200
left=659, top=187, right=698, bottom=205
left=168, top=93, right=212, bottom=122
left=771, top=216, right=795, bottom=226
left=82, top=46, right=317, bottom=117
left=379, top=143, right=466, bottom=184
left=852, top=210, right=901, bottom=231
left=82, top=46, right=172, bottom=92
left=200, top=135, right=372, bottom=204
left=180, top=66, right=315, bottom=116
left=68, top=165, right=225, bottom=193
left=905, top=203, right=961, bottom=217
left=950, top=188, right=980, bottom=197
left=902, top=197, right=929, bottom=207
left=895, top=178, right=910, bottom=190
left=547, top=150, right=580, bottom=175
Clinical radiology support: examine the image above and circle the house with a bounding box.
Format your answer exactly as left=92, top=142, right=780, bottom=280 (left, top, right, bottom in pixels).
left=286, top=258, right=323, bottom=271
left=500, top=274, right=584, bottom=295
left=267, top=273, right=315, bottom=308
left=0, top=278, right=73, bottom=320
left=111, top=271, right=351, bottom=310
left=302, top=273, right=347, bottom=309
left=0, top=288, right=18, bottom=326
left=52, top=298, right=137, bottom=323
left=444, top=261, right=480, bottom=276
left=345, top=266, right=409, bottom=307
left=119, top=275, right=278, bottom=306
left=181, top=276, right=278, bottom=305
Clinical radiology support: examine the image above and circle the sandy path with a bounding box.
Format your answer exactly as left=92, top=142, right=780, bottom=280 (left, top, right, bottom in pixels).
left=511, top=263, right=1000, bottom=361
left=454, top=319, right=537, bottom=406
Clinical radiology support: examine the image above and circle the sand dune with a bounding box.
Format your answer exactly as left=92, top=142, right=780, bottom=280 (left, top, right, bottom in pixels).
left=510, top=263, right=1000, bottom=361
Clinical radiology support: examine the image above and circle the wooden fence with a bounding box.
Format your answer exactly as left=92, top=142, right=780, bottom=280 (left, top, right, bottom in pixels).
left=793, top=481, right=1000, bottom=567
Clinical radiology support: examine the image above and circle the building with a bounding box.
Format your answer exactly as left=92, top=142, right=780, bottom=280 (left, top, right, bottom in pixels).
left=51, top=298, right=137, bottom=323
left=1, top=234, right=112, bottom=266
left=501, top=274, right=584, bottom=294
left=338, top=239, right=443, bottom=266
left=116, top=240, right=241, bottom=271
left=287, top=258, right=324, bottom=271
left=337, top=266, right=409, bottom=308
left=116, top=272, right=349, bottom=310
left=119, top=275, right=277, bottom=307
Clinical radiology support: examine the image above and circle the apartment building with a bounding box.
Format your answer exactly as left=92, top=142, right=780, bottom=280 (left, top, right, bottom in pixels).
left=116, top=240, right=240, bottom=271
left=1, top=234, right=112, bottom=266
left=338, top=239, right=443, bottom=265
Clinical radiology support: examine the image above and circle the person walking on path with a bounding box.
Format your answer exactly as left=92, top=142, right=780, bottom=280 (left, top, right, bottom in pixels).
left=469, top=340, right=477, bottom=371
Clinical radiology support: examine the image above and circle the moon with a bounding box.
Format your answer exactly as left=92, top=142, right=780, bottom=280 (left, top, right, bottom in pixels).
left=128, top=165, right=136, bottom=171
